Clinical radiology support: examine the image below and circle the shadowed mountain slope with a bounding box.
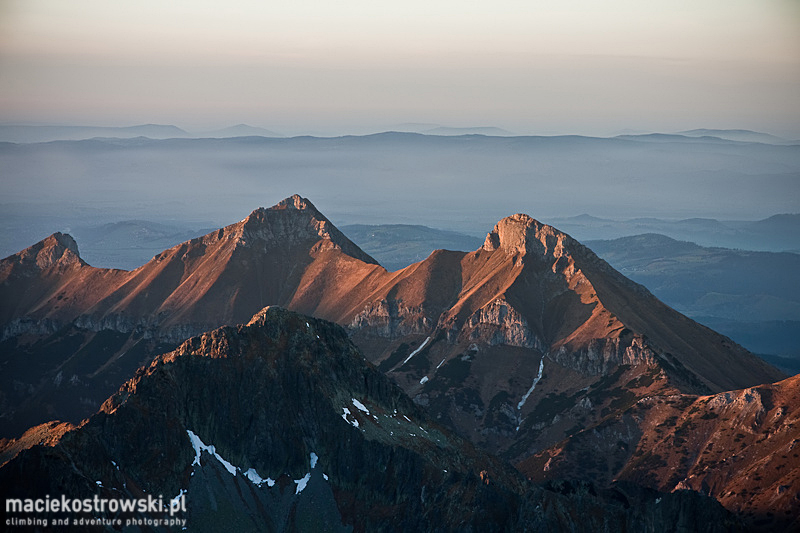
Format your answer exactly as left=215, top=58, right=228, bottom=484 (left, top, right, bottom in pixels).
left=0, top=308, right=736, bottom=532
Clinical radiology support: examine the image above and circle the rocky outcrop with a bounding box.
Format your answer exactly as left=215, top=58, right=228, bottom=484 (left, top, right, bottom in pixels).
left=72, top=313, right=208, bottom=343
left=550, top=335, right=658, bottom=376
left=348, top=299, right=432, bottom=338
left=5, top=232, right=85, bottom=271
left=483, top=213, right=568, bottom=258
left=462, top=298, right=545, bottom=351
left=0, top=316, right=61, bottom=341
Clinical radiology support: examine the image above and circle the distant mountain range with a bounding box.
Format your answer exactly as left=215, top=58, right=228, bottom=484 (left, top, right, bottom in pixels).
left=1, top=195, right=795, bottom=530
left=677, top=129, right=796, bottom=144
left=586, top=234, right=800, bottom=361
left=69, top=220, right=214, bottom=270
left=2, top=131, right=797, bottom=244
left=191, top=124, right=284, bottom=138
left=2, top=123, right=795, bottom=145
left=547, top=213, right=800, bottom=253
left=0, top=124, right=191, bottom=143
left=424, top=126, right=516, bottom=136
left=0, top=123, right=282, bottom=143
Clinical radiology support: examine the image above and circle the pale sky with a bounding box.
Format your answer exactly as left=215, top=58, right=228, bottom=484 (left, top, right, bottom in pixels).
left=1, top=0, right=799, bottom=136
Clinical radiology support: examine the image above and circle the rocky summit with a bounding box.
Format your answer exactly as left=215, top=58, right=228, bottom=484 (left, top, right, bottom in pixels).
left=0, top=307, right=738, bottom=532
left=0, top=195, right=794, bottom=531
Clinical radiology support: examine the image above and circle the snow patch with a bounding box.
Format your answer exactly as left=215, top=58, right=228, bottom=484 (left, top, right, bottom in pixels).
left=352, top=398, right=370, bottom=415
left=342, top=407, right=359, bottom=428
left=294, top=473, right=311, bottom=494
left=96, top=481, right=102, bottom=487
left=401, top=337, right=431, bottom=366
left=245, top=468, right=274, bottom=487
left=187, top=431, right=318, bottom=492
left=171, top=489, right=186, bottom=509
left=187, top=430, right=204, bottom=466
left=436, top=358, right=446, bottom=369
left=419, top=376, right=429, bottom=384
left=186, top=430, right=237, bottom=476
left=517, top=357, right=545, bottom=410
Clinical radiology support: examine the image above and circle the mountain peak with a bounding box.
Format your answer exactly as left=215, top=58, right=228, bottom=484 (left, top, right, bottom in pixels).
left=271, top=194, right=319, bottom=212
left=48, top=232, right=80, bottom=255
left=246, top=305, right=284, bottom=327
left=232, top=196, right=378, bottom=267
left=15, top=232, right=84, bottom=270
left=483, top=213, right=570, bottom=258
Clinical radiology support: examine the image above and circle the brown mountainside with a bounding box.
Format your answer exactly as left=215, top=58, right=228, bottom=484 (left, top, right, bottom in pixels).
left=1, top=195, right=380, bottom=340
left=523, top=374, right=800, bottom=532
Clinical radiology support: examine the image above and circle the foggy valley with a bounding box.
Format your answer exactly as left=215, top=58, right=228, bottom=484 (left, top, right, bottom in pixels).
left=2, top=131, right=798, bottom=255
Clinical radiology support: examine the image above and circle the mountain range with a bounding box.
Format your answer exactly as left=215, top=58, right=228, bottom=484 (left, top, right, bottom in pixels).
left=0, top=124, right=191, bottom=143
left=676, top=129, right=796, bottom=145
left=0, top=123, right=285, bottom=143
left=0, top=195, right=796, bottom=530
left=549, top=213, right=800, bottom=253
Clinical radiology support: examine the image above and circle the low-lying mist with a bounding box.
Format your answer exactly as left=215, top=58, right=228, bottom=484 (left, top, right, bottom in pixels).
left=2, top=133, right=798, bottom=260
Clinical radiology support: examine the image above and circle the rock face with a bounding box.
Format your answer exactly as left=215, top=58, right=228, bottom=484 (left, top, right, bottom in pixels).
left=0, top=308, right=738, bottom=532
left=464, top=298, right=544, bottom=350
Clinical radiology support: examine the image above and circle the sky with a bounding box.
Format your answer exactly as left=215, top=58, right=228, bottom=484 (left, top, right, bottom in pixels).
left=0, top=0, right=799, bottom=137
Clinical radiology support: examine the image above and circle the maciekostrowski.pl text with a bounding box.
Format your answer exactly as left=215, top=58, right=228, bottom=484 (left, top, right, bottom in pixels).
left=6, top=494, right=187, bottom=529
